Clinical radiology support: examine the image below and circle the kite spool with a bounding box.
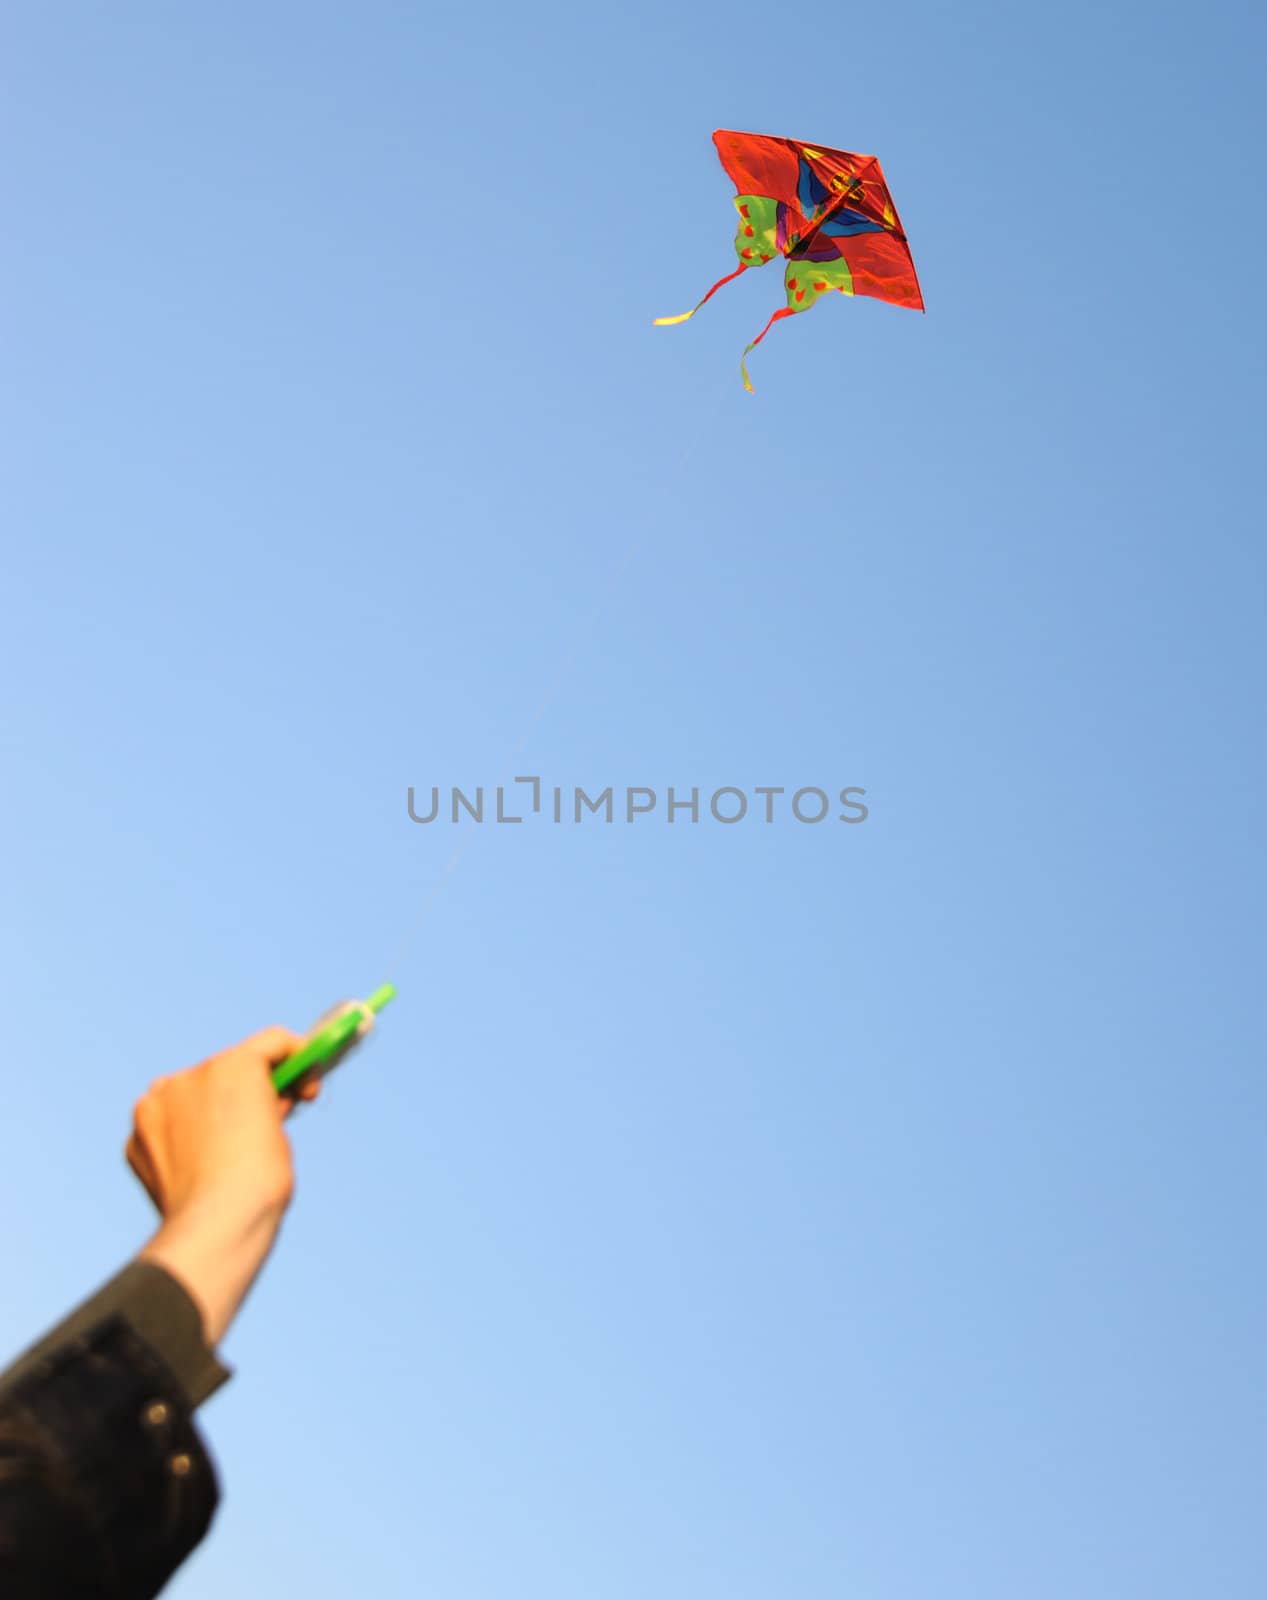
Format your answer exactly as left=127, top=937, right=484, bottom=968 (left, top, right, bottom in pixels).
left=271, top=983, right=397, bottom=1097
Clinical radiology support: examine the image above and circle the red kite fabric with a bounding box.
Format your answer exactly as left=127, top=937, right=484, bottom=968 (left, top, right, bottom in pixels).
left=656, top=129, right=924, bottom=391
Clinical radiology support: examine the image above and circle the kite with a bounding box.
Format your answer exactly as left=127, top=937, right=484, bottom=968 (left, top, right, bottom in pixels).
left=656, top=129, right=923, bottom=391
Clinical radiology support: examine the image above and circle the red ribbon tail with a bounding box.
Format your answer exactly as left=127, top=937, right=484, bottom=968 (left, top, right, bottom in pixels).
left=740, top=306, right=795, bottom=393
left=654, top=263, right=749, bottom=327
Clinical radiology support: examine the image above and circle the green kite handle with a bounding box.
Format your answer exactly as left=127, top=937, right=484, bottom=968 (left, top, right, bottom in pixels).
left=271, top=983, right=396, bottom=1097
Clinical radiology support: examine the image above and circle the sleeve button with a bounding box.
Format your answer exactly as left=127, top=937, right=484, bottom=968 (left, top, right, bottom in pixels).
left=168, top=1452, right=194, bottom=1478
left=144, top=1400, right=171, bottom=1427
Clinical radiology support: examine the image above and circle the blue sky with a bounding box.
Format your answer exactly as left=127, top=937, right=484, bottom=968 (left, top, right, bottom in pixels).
left=2, top=2, right=1265, bottom=1596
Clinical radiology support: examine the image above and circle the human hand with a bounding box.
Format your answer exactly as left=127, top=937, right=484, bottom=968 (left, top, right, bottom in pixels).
left=130, top=1027, right=320, bottom=1345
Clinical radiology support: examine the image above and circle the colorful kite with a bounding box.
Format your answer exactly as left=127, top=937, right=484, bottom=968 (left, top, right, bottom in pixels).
left=656, top=129, right=923, bottom=391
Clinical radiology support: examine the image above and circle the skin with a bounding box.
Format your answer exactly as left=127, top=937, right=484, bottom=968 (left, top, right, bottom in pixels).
left=127, top=1028, right=319, bottom=1346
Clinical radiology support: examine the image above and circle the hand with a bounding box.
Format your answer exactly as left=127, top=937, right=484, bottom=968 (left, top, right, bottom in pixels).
left=129, top=1027, right=320, bottom=1346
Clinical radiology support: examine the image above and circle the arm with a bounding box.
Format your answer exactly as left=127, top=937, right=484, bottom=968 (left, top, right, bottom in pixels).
left=0, top=1027, right=317, bottom=1598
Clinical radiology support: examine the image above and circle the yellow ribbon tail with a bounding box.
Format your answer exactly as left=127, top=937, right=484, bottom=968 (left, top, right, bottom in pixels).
left=653, top=262, right=748, bottom=328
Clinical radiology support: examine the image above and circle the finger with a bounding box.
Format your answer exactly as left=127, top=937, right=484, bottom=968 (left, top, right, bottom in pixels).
left=240, top=1026, right=306, bottom=1065
left=278, top=1077, right=321, bottom=1120
left=125, top=1132, right=161, bottom=1209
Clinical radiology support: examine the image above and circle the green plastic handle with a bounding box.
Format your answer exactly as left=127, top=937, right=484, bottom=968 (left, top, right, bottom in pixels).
left=271, top=983, right=396, bottom=1097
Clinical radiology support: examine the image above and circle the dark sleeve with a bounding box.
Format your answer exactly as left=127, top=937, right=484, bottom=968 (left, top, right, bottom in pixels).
left=0, top=1264, right=231, bottom=1598
left=0, top=1261, right=232, bottom=1410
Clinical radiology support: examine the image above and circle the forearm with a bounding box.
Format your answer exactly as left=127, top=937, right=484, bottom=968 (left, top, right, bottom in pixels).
left=138, top=1192, right=285, bottom=1349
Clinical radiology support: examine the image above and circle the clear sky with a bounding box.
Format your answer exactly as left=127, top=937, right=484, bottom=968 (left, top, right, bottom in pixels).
left=2, top=3, right=1265, bottom=1596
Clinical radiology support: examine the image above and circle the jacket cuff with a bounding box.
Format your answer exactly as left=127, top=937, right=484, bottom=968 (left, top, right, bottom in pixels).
left=0, top=1311, right=220, bottom=1596
left=0, top=1260, right=232, bottom=1410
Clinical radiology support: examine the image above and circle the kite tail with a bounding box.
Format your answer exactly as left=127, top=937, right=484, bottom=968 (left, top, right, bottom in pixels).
left=739, top=306, right=795, bottom=394
left=653, top=263, right=748, bottom=327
